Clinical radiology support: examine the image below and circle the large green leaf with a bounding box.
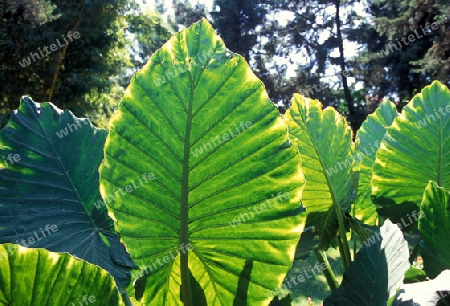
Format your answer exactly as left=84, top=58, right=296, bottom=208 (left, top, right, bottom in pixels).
left=0, top=244, right=124, bottom=305
left=323, top=220, right=410, bottom=305
left=286, top=94, right=354, bottom=249
left=418, top=181, right=450, bottom=278
left=0, top=97, right=136, bottom=289
left=354, top=100, right=398, bottom=225
left=99, top=19, right=306, bottom=305
left=372, top=81, right=450, bottom=220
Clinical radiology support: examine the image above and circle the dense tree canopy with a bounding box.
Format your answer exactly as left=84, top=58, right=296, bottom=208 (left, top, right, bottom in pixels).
left=1, top=0, right=131, bottom=126
left=353, top=0, right=450, bottom=105
left=0, top=0, right=172, bottom=128
left=1, top=0, right=448, bottom=131
left=209, top=0, right=449, bottom=131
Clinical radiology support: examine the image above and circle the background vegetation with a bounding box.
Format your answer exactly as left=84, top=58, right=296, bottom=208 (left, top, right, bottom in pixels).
left=1, top=0, right=449, bottom=131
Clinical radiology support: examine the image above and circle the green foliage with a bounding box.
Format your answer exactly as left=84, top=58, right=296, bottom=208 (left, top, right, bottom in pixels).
left=0, top=0, right=174, bottom=130
left=419, top=181, right=450, bottom=278
left=373, top=81, right=450, bottom=221
left=5, top=0, right=58, bottom=25
left=0, top=97, right=136, bottom=289
left=324, top=221, right=410, bottom=305
left=0, top=244, right=124, bottom=305
left=354, top=100, right=399, bottom=225
left=0, top=0, right=132, bottom=113
left=100, top=19, right=306, bottom=305
left=353, top=0, right=450, bottom=103
left=83, top=83, right=124, bottom=129
left=403, top=266, right=428, bottom=284
left=124, top=11, right=173, bottom=77
left=286, top=95, right=354, bottom=251
left=1, top=19, right=450, bottom=306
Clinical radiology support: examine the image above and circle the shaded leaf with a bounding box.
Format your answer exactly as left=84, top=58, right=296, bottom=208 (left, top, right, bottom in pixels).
left=269, top=294, right=293, bottom=306
left=294, top=226, right=320, bottom=260
left=0, top=97, right=136, bottom=289
left=324, top=220, right=410, bottom=305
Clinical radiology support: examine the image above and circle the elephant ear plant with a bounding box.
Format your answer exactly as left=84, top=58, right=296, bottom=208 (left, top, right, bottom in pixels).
left=99, top=18, right=306, bottom=305
left=0, top=19, right=306, bottom=305
left=1, top=19, right=450, bottom=306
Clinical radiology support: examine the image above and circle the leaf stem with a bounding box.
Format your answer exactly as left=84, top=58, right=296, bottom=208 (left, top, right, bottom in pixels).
left=336, top=237, right=348, bottom=270
left=352, top=204, right=356, bottom=259
left=335, top=207, right=351, bottom=270
left=314, top=250, right=339, bottom=291
left=121, top=290, right=133, bottom=306
left=179, top=72, right=196, bottom=306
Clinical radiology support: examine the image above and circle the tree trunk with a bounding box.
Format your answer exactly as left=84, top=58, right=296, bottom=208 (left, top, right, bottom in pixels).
left=334, top=0, right=357, bottom=134
left=47, top=14, right=82, bottom=102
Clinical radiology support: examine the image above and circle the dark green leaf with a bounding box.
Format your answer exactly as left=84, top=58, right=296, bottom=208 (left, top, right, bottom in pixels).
left=0, top=97, right=136, bottom=289
left=324, top=220, right=410, bottom=305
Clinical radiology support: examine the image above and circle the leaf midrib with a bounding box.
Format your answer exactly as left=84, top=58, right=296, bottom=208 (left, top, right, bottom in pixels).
left=179, top=22, right=205, bottom=306
left=437, top=90, right=444, bottom=186
left=299, top=105, right=347, bottom=215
